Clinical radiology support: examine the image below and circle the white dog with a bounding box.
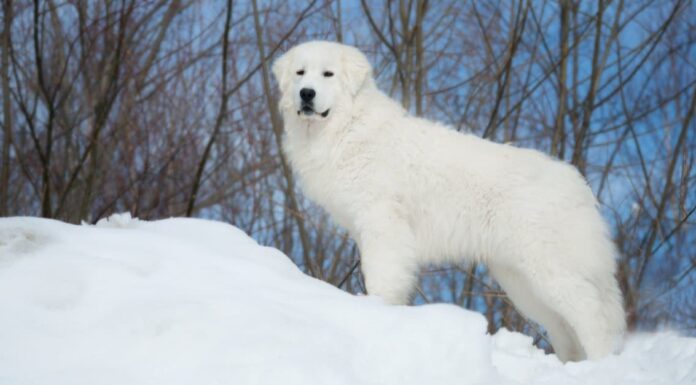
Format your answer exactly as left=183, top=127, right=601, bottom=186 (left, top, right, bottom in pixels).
left=272, top=41, right=625, bottom=362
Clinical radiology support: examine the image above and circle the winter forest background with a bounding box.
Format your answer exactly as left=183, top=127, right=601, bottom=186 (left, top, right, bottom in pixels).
left=0, top=0, right=695, bottom=350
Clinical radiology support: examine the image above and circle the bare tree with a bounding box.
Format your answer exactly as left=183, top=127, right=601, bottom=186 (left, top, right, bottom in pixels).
left=1, top=0, right=13, bottom=216
left=186, top=0, right=233, bottom=217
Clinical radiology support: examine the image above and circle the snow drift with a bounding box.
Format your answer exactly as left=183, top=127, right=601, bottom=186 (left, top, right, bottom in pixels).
left=0, top=215, right=694, bottom=385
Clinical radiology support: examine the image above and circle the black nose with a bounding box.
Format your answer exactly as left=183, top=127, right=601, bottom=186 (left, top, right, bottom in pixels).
left=300, top=88, right=316, bottom=102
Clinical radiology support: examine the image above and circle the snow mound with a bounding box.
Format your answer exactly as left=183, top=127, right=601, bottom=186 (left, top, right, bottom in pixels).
left=0, top=215, right=694, bottom=385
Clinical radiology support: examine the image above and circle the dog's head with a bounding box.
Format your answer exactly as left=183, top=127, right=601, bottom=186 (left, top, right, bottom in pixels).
left=272, top=41, right=372, bottom=122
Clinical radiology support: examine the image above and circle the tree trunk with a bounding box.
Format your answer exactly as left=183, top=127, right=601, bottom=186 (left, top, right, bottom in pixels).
left=251, top=0, right=317, bottom=277
left=1, top=0, right=13, bottom=216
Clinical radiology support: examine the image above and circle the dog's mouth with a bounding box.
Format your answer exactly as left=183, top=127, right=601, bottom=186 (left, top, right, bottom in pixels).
left=298, top=105, right=330, bottom=118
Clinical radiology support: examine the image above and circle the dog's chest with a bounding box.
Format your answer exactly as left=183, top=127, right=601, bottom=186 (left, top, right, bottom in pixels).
left=285, top=133, right=365, bottom=229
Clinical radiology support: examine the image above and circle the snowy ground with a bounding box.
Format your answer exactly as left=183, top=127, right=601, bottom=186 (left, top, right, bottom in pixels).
left=0, top=215, right=694, bottom=385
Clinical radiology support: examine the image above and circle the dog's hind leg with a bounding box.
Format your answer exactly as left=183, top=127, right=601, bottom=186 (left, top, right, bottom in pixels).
left=489, top=263, right=585, bottom=361
left=539, top=275, right=625, bottom=360
left=492, top=250, right=625, bottom=361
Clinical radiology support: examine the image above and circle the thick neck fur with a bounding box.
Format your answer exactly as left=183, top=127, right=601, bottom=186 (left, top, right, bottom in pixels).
left=279, top=80, right=400, bottom=230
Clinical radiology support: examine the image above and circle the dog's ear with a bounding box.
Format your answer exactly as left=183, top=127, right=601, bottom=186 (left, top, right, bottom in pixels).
left=341, top=46, right=372, bottom=96
left=272, top=49, right=294, bottom=94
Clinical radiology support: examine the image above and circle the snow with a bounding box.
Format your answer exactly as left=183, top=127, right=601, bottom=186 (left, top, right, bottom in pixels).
left=0, top=215, right=694, bottom=385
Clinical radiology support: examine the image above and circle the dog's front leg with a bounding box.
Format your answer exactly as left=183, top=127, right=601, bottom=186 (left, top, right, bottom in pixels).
left=355, top=208, right=418, bottom=305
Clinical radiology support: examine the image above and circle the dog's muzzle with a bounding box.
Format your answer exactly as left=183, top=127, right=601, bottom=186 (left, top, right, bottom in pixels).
left=298, top=103, right=330, bottom=118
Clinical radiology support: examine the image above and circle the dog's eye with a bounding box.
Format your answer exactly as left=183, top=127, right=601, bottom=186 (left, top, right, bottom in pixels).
left=323, top=71, right=334, bottom=78
left=296, top=70, right=305, bottom=75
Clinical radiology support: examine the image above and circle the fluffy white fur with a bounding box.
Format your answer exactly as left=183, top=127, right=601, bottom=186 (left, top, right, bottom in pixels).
left=272, top=41, right=626, bottom=362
